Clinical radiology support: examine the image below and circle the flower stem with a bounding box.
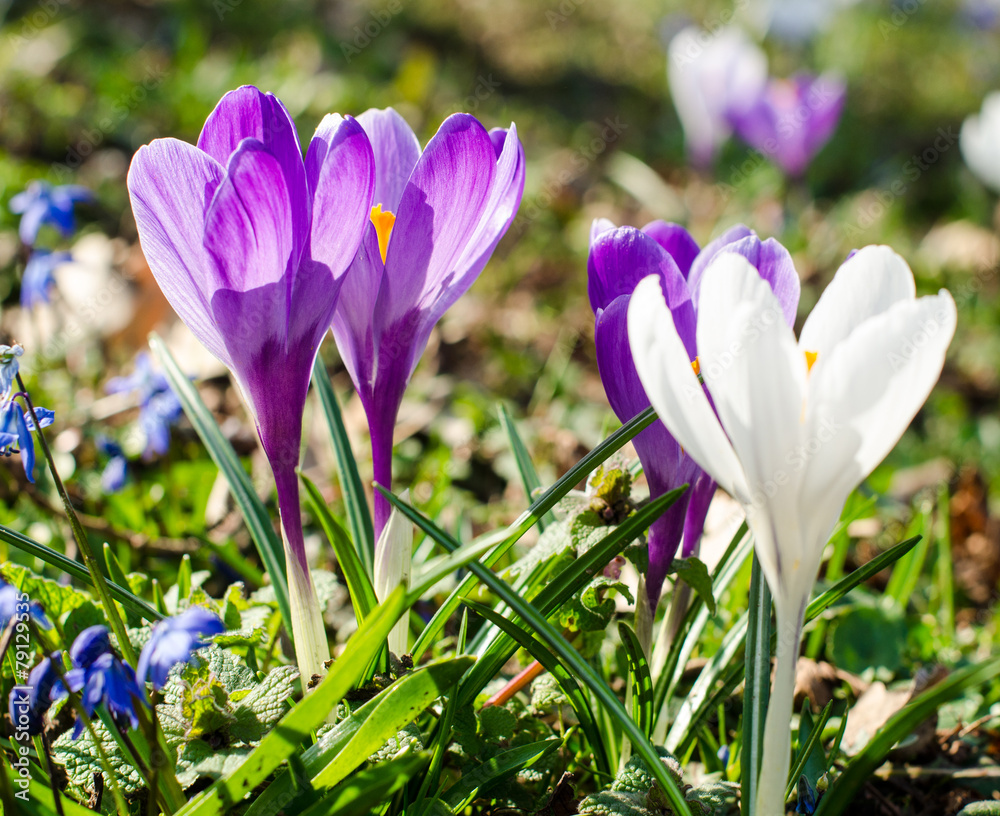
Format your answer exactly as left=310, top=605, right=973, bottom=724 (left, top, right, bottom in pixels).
left=741, top=554, right=772, bottom=815
left=16, top=373, right=136, bottom=666
left=754, top=600, right=804, bottom=816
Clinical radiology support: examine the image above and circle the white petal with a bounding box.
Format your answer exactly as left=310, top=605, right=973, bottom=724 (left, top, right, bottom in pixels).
left=961, top=92, right=1000, bottom=194
left=627, top=275, right=748, bottom=502
left=696, top=253, right=808, bottom=600
left=800, top=290, right=957, bottom=552
left=374, top=488, right=413, bottom=655
left=798, top=246, right=915, bottom=357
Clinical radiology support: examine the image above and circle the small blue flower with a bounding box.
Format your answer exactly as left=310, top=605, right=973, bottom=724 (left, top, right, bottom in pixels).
left=9, top=181, right=92, bottom=246
left=96, top=436, right=127, bottom=493
left=8, top=652, right=62, bottom=736
left=0, top=399, right=54, bottom=483
left=0, top=345, right=24, bottom=395
left=106, top=352, right=183, bottom=459
left=54, top=625, right=143, bottom=738
left=716, top=744, right=730, bottom=768
left=0, top=579, right=52, bottom=630
left=21, top=250, right=71, bottom=309
left=796, top=775, right=818, bottom=815
left=136, top=607, right=224, bottom=692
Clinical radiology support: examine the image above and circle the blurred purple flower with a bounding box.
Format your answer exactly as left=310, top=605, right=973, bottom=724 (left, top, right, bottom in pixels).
left=330, top=108, right=525, bottom=537
left=728, top=74, right=846, bottom=177
left=97, top=436, right=127, bottom=493
left=107, top=352, right=183, bottom=459
left=127, top=85, right=377, bottom=679
left=21, top=250, right=71, bottom=309
left=8, top=652, right=62, bottom=736
left=9, top=181, right=92, bottom=246
left=0, top=579, right=52, bottom=630
left=136, top=606, right=224, bottom=691
left=0, top=400, right=54, bottom=483
left=588, top=219, right=801, bottom=606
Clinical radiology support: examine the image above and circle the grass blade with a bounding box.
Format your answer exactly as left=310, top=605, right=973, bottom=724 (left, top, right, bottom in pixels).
left=498, top=403, right=552, bottom=530
left=741, top=554, right=771, bottom=816
left=441, top=738, right=562, bottom=811
left=0, top=523, right=161, bottom=621
left=618, top=622, right=654, bottom=740
left=785, top=700, right=834, bottom=800
left=300, top=751, right=429, bottom=816
left=300, top=471, right=377, bottom=626
left=311, top=356, right=375, bottom=577
left=149, top=333, right=291, bottom=633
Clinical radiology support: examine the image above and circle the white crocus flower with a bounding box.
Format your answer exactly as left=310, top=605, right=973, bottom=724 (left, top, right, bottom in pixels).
left=961, top=91, right=1000, bottom=193
left=667, top=26, right=768, bottom=167
left=374, top=489, right=413, bottom=657
left=628, top=246, right=956, bottom=816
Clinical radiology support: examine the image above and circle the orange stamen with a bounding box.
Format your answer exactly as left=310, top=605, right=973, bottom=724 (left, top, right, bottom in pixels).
left=804, top=350, right=818, bottom=373
left=370, top=204, right=396, bottom=264
left=691, top=357, right=701, bottom=376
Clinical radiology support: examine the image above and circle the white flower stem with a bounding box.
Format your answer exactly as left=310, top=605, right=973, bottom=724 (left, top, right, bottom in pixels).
left=754, top=601, right=804, bottom=816
left=283, top=528, right=331, bottom=689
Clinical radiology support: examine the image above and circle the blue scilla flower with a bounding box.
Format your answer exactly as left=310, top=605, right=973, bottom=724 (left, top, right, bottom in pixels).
left=106, top=352, right=183, bottom=459
left=0, top=398, right=54, bottom=483
left=96, top=436, right=127, bottom=493
left=0, top=345, right=24, bottom=395
left=55, top=625, right=143, bottom=738
left=0, top=578, right=52, bottom=630
left=8, top=652, right=62, bottom=736
left=21, top=250, right=71, bottom=309
left=136, top=606, right=224, bottom=692
left=9, top=181, right=92, bottom=246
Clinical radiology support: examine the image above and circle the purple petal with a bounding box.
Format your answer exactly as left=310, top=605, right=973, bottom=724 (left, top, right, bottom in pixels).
left=681, top=472, right=715, bottom=558
left=375, top=113, right=497, bottom=335
left=640, top=221, right=701, bottom=277
left=127, top=139, right=232, bottom=366
left=647, top=496, right=690, bottom=608
left=203, top=139, right=297, bottom=293
left=687, top=224, right=753, bottom=292
left=714, top=235, right=800, bottom=327
left=196, top=86, right=308, bottom=250
left=355, top=108, right=422, bottom=214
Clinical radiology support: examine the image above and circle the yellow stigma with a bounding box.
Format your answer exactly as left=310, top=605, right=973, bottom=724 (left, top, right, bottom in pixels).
left=691, top=357, right=701, bottom=376
left=804, top=350, right=818, bottom=373
left=370, top=204, right=396, bottom=264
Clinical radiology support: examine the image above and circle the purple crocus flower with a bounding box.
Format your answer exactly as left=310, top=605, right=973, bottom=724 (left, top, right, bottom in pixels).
left=728, top=74, right=846, bottom=178
left=9, top=181, right=92, bottom=246
left=21, top=250, right=71, bottom=309
left=331, top=108, right=525, bottom=538
left=588, top=220, right=801, bottom=606
left=127, top=85, right=376, bottom=681
left=136, top=606, right=224, bottom=691
left=9, top=652, right=62, bottom=736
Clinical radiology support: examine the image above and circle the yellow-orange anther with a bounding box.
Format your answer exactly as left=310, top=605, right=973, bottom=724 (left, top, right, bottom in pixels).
left=691, top=357, right=701, bottom=376
left=804, top=350, right=818, bottom=373
left=370, top=204, right=396, bottom=264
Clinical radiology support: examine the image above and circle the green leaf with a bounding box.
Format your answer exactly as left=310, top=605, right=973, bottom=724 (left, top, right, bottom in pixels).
left=618, top=622, right=653, bottom=741
left=102, top=544, right=141, bottom=627
left=498, top=403, right=552, bottom=530
left=740, top=554, right=771, bottom=816
left=441, top=737, right=562, bottom=811
left=150, top=334, right=291, bottom=634
left=3, top=763, right=97, bottom=816
left=242, top=656, right=472, bottom=816
left=0, top=535, right=160, bottom=622
left=299, top=750, right=428, bottom=816
left=463, top=598, right=609, bottom=773
left=668, top=557, right=716, bottom=617
left=175, top=587, right=408, bottom=816
left=815, top=655, right=1000, bottom=816
left=300, top=471, right=378, bottom=625
left=785, top=699, right=833, bottom=801
left=830, top=604, right=907, bottom=675
left=381, top=490, right=693, bottom=816
left=311, top=356, right=375, bottom=577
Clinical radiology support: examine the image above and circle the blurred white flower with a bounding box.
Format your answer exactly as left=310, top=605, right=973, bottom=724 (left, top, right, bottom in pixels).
left=961, top=91, right=1000, bottom=192
left=667, top=26, right=767, bottom=167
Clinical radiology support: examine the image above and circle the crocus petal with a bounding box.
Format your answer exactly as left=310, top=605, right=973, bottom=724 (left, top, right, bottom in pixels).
left=127, top=139, right=231, bottom=367
left=640, top=221, right=701, bottom=277
left=798, top=245, right=916, bottom=357
left=196, top=86, right=309, bottom=251
left=715, top=236, right=800, bottom=327
left=800, top=290, right=957, bottom=556
left=376, top=113, right=496, bottom=330
left=961, top=91, right=1000, bottom=193
left=681, top=473, right=716, bottom=558
left=628, top=275, right=749, bottom=502
left=686, top=224, right=754, bottom=298
left=355, top=108, right=422, bottom=213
